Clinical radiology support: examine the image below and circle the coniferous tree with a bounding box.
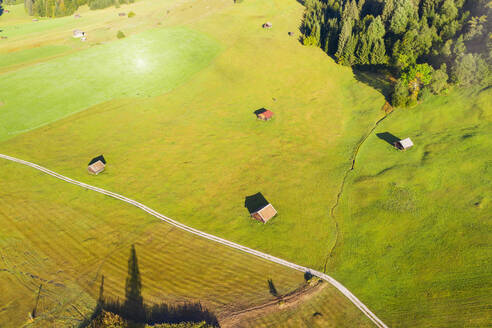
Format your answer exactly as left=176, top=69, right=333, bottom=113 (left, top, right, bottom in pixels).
left=25, top=0, right=34, bottom=15
left=300, top=0, right=491, bottom=106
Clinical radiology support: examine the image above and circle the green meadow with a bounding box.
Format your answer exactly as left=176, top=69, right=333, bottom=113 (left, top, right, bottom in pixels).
left=0, top=45, right=69, bottom=68
left=0, top=159, right=317, bottom=327
left=0, top=0, right=491, bottom=327
left=0, top=26, right=220, bottom=140
left=330, top=89, right=492, bottom=327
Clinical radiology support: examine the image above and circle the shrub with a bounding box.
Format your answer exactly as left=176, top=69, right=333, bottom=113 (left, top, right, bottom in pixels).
left=391, top=79, right=410, bottom=107
left=430, top=64, right=449, bottom=94
left=116, top=30, right=125, bottom=39
left=418, top=87, right=432, bottom=101
left=128, top=11, right=135, bottom=18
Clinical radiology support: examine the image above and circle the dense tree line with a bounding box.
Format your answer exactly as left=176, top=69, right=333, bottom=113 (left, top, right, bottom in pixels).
left=24, top=0, right=133, bottom=17
left=89, top=311, right=214, bottom=328
left=301, top=0, right=492, bottom=106
left=88, top=0, right=133, bottom=11
left=24, top=0, right=85, bottom=17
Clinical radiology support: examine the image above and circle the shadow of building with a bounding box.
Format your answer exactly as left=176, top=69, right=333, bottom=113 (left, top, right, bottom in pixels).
left=376, top=132, right=400, bottom=146
left=244, top=192, right=269, bottom=214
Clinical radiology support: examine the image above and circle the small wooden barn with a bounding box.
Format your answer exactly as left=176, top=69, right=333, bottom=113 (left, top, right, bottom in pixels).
left=262, top=22, right=272, bottom=29
left=251, top=204, right=277, bottom=223
left=88, top=155, right=106, bottom=175
left=394, top=138, right=414, bottom=150
left=73, top=29, right=85, bottom=38
left=257, top=109, right=274, bottom=121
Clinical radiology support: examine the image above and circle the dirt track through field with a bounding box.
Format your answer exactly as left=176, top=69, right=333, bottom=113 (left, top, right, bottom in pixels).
left=0, top=153, right=388, bottom=328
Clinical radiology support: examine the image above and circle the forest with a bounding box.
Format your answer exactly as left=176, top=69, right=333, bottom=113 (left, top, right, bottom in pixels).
left=23, top=0, right=133, bottom=18
left=301, top=0, right=492, bottom=106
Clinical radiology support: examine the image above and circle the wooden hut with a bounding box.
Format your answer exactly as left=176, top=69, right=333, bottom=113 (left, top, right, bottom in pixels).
left=256, top=109, right=274, bottom=121
left=251, top=204, right=277, bottom=223
left=394, top=138, right=414, bottom=150
left=262, top=22, right=272, bottom=29
left=88, top=155, right=106, bottom=175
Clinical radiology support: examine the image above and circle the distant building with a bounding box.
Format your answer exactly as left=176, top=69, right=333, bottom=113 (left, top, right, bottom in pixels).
left=88, top=155, right=106, bottom=175
left=262, top=22, right=272, bottom=29
left=394, top=138, right=414, bottom=150
left=251, top=204, right=277, bottom=223
left=73, top=29, right=85, bottom=38
left=256, top=109, right=274, bottom=121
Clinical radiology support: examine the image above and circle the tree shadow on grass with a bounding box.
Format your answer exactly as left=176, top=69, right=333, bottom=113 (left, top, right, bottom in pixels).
left=81, top=245, right=219, bottom=327
left=352, top=65, right=394, bottom=102
left=267, top=279, right=279, bottom=298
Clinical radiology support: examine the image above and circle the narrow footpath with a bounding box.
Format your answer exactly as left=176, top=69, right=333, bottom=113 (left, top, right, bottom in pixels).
left=323, top=111, right=391, bottom=272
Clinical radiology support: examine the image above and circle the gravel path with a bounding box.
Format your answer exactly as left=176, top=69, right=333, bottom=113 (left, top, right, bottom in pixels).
left=0, top=153, right=388, bottom=328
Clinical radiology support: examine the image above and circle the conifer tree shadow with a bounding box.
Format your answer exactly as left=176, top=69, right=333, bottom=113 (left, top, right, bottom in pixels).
left=82, top=245, right=219, bottom=327
left=124, top=245, right=145, bottom=322
left=352, top=65, right=393, bottom=102
left=267, top=279, right=279, bottom=298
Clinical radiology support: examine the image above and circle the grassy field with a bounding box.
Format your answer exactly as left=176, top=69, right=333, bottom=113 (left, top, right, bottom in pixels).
left=240, top=283, right=374, bottom=328
left=0, top=0, right=491, bottom=326
left=0, top=0, right=384, bottom=271
left=0, top=26, right=220, bottom=140
left=0, top=159, right=312, bottom=327
left=0, top=0, right=383, bottom=326
left=329, top=88, right=492, bottom=327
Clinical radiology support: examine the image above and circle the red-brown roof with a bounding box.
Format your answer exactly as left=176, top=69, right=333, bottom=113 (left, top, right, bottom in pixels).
left=259, top=110, right=274, bottom=118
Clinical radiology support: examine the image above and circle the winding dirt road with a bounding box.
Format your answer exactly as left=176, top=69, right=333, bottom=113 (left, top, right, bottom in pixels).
left=0, top=153, right=388, bottom=328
